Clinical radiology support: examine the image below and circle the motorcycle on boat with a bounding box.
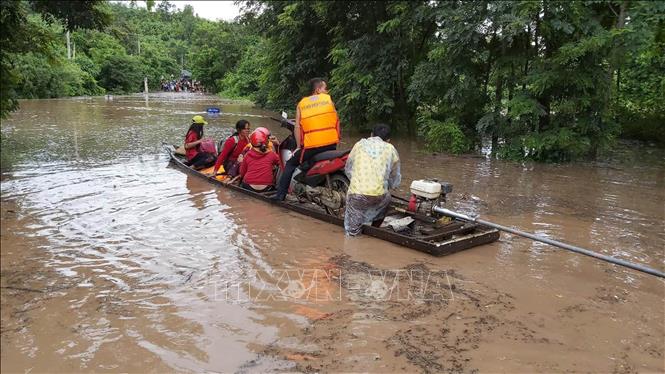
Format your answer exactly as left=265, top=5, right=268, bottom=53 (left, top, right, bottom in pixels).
left=272, top=113, right=350, bottom=218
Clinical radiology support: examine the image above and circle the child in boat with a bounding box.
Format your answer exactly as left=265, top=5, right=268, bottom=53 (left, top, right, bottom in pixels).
left=239, top=129, right=280, bottom=192
left=213, top=119, right=251, bottom=176
left=184, top=115, right=216, bottom=169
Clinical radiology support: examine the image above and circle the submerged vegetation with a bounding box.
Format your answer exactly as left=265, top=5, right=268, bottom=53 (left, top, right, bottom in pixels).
left=1, top=1, right=663, bottom=160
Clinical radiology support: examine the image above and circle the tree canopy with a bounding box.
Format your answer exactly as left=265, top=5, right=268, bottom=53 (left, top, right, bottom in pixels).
left=1, top=0, right=663, bottom=161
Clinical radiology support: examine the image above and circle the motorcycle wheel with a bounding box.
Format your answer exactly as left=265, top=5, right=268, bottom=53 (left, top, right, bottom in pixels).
left=325, top=174, right=350, bottom=218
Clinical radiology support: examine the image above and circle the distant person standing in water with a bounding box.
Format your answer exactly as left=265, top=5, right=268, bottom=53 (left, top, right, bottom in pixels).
left=272, top=78, right=340, bottom=201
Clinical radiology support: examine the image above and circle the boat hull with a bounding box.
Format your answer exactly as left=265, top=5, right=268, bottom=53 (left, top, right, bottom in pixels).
left=165, top=145, right=499, bottom=256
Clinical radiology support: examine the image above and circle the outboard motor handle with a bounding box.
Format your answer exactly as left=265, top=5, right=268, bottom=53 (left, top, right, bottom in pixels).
left=432, top=206, right=665, bottom=279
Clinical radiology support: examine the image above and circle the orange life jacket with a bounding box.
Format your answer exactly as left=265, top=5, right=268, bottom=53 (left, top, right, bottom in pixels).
left=297, top=93, right=339, bottom=149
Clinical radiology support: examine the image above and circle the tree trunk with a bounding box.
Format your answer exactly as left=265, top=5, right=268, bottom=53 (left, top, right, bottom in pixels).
left=607, top=0, right=628, bottom=107
left=394, top=84, right=415, bottom=135
left=507, top=63, right=515, bottom=129
left=536, top=1, right=551, bottom=133
left=591, top=1, right=628, bottom=160
left=66, top=31, right=71, bottom=60
left=522, top=24, right=530, bottom=91
left=493, top=77, right=504, bottom=150
left=485, top=29, right=497, bottom=99
left=492, top=37, right=506, bottom=156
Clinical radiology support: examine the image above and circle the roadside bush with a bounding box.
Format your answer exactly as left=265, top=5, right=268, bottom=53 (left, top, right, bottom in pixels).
left=619, top=112, right=665, bottom=145
left=418, top=113, right=472, bottom=154
left=98, top=54, right=144, bottom=93
left=217, top=41, right=265, bottom=101
left=14, top=53, right=101, bottom=98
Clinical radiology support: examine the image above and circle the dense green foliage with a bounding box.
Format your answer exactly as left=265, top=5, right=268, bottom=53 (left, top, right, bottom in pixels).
left=243, top=1, right=664, bottom=160
left=2, top=1, right=663, bottom=161
left=0, top=1, right=251, bottom=114
left=0, top=1, right=110, bottom=116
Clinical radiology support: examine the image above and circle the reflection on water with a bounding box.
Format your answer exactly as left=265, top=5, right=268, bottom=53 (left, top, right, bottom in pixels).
left=1, top=93, right=663, bottom=372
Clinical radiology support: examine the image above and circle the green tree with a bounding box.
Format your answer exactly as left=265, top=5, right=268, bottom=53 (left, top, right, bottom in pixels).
left=408, top=1, right=653, bottom=160
left=244, top=1, right=335, bottom=109
left=85, top=30, right=127, bottom=66
left=187, top=20, right=245, bottom=92
left=218, top=37, right=266, bottom=100
left=614, top=1, right=665, bottom=144
left=138, top=35, right=180, bottom=89
left=29, top=0, right=112, bottom=30
left=0, top=0, right=110, bottom=118
left=325, top=1, right=436, bottom=132
left=98, top=54, right=144, bottom=93
left=4, top=0, right=663, bottom=159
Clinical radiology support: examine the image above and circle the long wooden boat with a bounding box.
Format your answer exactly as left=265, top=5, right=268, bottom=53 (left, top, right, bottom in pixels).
left=165, top=145, right=499, bottom=256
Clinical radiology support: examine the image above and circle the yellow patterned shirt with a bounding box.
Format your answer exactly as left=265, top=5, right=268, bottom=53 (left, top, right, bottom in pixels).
left=345, top=136, right=401, bottom=196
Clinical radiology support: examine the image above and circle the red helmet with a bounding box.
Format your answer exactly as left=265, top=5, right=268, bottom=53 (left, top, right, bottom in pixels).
left=255, top=127, right=271, bottom=137
left=250, top=130, right=267, bottom=147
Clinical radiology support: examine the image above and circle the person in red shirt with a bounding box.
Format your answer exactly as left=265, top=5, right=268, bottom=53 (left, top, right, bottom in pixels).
left=253, top=126, right=280, bottom=153
left=240, top=130, right=280, bottom=192
left=184, top=115, right=216, bottom=169
left=212, top=119, right=251, bottom=176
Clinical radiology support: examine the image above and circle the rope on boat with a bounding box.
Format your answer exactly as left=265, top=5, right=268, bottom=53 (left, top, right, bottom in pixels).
left=433, top=207, right=665, bottom=279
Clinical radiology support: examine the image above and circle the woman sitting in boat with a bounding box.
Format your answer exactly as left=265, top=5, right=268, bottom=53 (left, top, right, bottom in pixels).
left=184, top=115, right=216, bottom=170
left=239, top=129, right=280, bottom=192
left=212, top=119, right=251, bottom=176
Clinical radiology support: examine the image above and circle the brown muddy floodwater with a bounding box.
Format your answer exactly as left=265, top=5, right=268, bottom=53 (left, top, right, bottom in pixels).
left=1, top=93, right=663, bottom=373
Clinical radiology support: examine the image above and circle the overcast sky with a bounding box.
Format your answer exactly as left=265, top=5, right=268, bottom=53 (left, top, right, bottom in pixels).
left=117, top=1, right=243, bottom=21
left=169, top=1, right=242, bottom=21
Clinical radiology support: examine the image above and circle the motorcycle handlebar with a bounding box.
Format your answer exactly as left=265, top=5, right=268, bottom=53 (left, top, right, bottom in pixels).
left=270, top=117, right=295, bottom=131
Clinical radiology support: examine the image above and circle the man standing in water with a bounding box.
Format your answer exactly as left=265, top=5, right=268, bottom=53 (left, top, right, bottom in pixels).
left=272, top=78, right=340, bottom=201
left=343, top=124, right=401, bottom=236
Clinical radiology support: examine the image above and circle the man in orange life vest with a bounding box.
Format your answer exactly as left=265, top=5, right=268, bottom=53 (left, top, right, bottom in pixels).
left=272, top=78, right=340, bottom=201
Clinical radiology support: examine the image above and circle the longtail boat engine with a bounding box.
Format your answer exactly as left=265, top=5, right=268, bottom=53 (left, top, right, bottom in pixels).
left=407, top=179, right=452, bottom=218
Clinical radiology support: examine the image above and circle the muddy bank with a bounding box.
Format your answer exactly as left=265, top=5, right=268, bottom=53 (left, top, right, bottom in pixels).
left=259, top=255, right=663, bottom=373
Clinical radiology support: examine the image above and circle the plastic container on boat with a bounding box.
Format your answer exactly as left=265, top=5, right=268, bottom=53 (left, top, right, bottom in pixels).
left=410, top=180, right=442, bottom=199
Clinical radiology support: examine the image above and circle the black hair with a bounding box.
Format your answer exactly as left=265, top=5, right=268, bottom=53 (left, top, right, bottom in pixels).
left=309, top=77, right=326, bottom=94
left=233, top=119, right=250, bottom=135
left=372, top=123, right=391, bottom=141
left=186, top=123, right=204, bottom=139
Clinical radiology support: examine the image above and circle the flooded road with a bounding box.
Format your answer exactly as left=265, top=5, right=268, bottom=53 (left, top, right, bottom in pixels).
left=1, top=93, right=663, bottom=372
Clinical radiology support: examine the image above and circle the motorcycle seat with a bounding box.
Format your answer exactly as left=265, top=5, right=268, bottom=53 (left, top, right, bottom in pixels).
left=310, top=149, right=350, bottom=163
left=300, top=149, right=351, bottom=171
